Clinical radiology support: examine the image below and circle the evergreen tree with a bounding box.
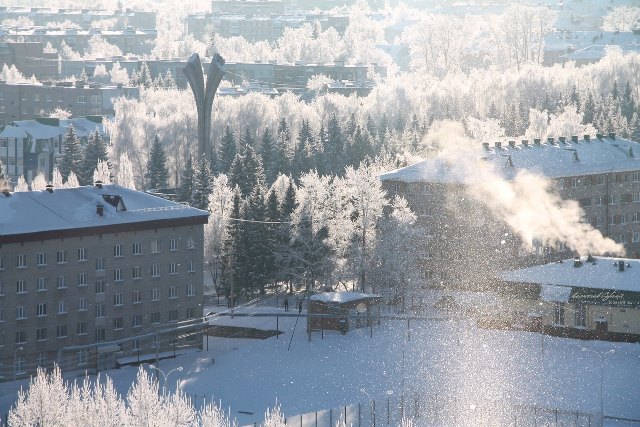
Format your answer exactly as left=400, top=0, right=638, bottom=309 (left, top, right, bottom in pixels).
left=0, top=158, right=9, bottom=190
left=230, top=144, right=266, bottom=198
left=345, top=113, right=357, bottom=138
left=145, top=135, right=169, bottom=190
left=240, top=127, right=255, bottom=148
left=274, top=118, right=292, bottom=177
left=58, top=126, right=82, bottom=181
left=583, top=92, right=596, bottom=125
left=260, top=127, right=277, bottom=185
left=137, top=61, right=153, bottom=89
left=178, top=156, right=195, bottom=203
left=223, top=189, right=250, bottom=299
left=293, top=119, right=313, bottom=177
left=191, top=158, right=213, bottom=210
left=246, top=186, right=269, bottom=293
left=281, top=180, right=298, bottom=220
left=325, top=113, right=345, bottom=175
left=218, top=125, right=237, bottom=175
left=79, top=130, right=110, bottom=185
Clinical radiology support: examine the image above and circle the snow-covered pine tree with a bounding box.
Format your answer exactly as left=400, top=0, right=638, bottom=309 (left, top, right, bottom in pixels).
left=31, top=172, right=47, bottom=191
left=58, top=125, right=83, bottom=181
left=14, top=175, right=28, bottom=192
left=325, top=113, right=345, bottom=176
left=52, top=166, right=65, bottom=188
left=66, top=171, right=80, bottom=188
left=246, top=185, right=269, bottom=293
left=191, top=158, right=214, bottom=210
left=116, top=151, right=136, bottom=189
left=79, top=130, right=110, bottom=185
left=145, top=135, right=169, bottom=190
left=260, top=127, right=276, bottom=185
left=178, top=156, right=195, bottom=203
left=274, top=118, right=292, bottom=177
left=93, top=160, right=112, bottom=184
left=218, top=125, right=237, bottom=175
left=0, top=158, right=9, bottom=190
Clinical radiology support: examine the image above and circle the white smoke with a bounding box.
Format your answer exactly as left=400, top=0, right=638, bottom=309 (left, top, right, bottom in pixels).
left=428, top=120, right=625, bottom=256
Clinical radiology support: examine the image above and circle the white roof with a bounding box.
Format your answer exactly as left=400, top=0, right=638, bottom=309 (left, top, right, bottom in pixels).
left=499, top=257, right=640, bottom=293
left=309, top=291, right=380, bottom=304
left=541, top=284, right=572, bottom=303
left=0, top=184, right=207, bottom=238
left=380, top=135, right=640, bottom=183
left=0, top=126, right=28, bottom=138
left=10, top=120, right=66, bottom=140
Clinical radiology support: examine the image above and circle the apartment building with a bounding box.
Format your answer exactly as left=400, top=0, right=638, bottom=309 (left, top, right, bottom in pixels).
left=0, top=80, right=139, bottom=126
left=0, top=42, right=59, bottom=80
left=0, top=183, right=208, bottom=380
left=0, top=7, right=156, bottom=30
left=211, top=0, right=285, bottom=15
left=380, top=134, right=640, bottom=289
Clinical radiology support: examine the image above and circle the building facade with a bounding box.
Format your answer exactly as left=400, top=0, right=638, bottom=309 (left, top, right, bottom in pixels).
left=0, top=184, right=208, bottom=381
left=0, top=7, right=156, bottom=30
left=0, top=42, right=59, bottom=81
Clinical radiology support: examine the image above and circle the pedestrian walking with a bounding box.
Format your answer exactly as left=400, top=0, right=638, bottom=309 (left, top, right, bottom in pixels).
left=284, top=297, right=289, bottom=312
left=298, top=299, right=303, bottom=314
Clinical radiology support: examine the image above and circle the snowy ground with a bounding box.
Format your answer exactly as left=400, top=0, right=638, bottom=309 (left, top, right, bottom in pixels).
left=1, top=292, right=639, bottom=426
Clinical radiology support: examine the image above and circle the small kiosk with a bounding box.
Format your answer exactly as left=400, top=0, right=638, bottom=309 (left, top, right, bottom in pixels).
left=307, top=292, right=381, bottom=337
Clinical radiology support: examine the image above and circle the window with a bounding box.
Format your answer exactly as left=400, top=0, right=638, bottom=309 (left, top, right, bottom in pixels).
left=133, top=338, right=141, bottom=350
left=78, top=297, right=87, bottom=311
left=186, top=284, right=195, bottom=296
left=56, top=325, right=68, bottom=338
left=132, top=266, right=141, bottom=279
left=151, top=312, right=160, bottom=324
left=634, top=193, right=640, bottom=204
left=114, top=293, right=123, bottom=306
left=0, top=281, right=3, bottom=296
left=37, top=277, right=47, bottom=292
left=633, top=232, right=640, bottom=243
left=168, top=309, right=178, bottom=322
left=152, top=288, right=160, bottom=301
left=553, top=303, right=565, bottom=325
left=151, top=240, right=160, bottom=253
left=16, top=280, right=26, bottom=294
left=95, top=304, right=105, bottom=318
left=17, top=254, right=27, bottom=268
left=95, top=281, right=106, bottom=294
left=77, top=248, right=87, bottom=262
left=77, top=322, right=87, bottom=335
left=131, top=314, right=143, bottom=328
left=169, top=262, right=178, bottom=275
left=95, top=328, right=105, bottom=342
left=113, top=268, right=123, bottom=282
left=597, top=175, right=605, bottom=185
left=37, top=328, right=47, bottom=341
left=77, top=273, right=87, bottom=287
left=186, top=307, right=196, bottom=319
left=170, top=238, right=178, bottom=251
left=570, top=178, right=578, bottom=188
left=0, top=307, right=3, bottom=322
left=0, top=256, right=3, bottom=270
left=57, top=275, right=67, bottom=289
left=595, top=196, right=605, bottom=206
left=151, top=264, right=160, bottom=277
left=58, top=300, right=67, bottom=314
left=77, top=349, right=88, bottom=366
left=608, top=195, right=615, bottom=205
left=113, top=317, right=123, bottom=330
left=16, top=306, right=26, bottom=320
left=634, top=213, right=640, bottom=223
left=132, top=290, right=141, bottom=304
left=169, top=286, right=177, bottom=299
left=37, top=352, right=47, bottom=368
left=187, top=260, right=195, bottom=273
left=620, top=214, right=629, bottom=225
left=37, top=252, right=47, bottom=266
left=15, top=356, right=26, bottom=375
left=37, top=303, right=47, bottom=317
left=186, top=236, right=195, bottom=249
left=16, top=331, right=27, bottom=344
left=113, top=244, right=123, bottom=257
left=132, top=242, right=141, bottom=255
left=596, top=216, right=604, bottom=227
left=57, top=250, right=67, bottom=264
left=578, top=198, right=591, bottom=208
left=633, top=172, right=640, bottom=182
left=95, top=257, right=104, bottom=271
left=609, top=215, right=616, bottom=226
left=78, top=95, right=86, bottom=103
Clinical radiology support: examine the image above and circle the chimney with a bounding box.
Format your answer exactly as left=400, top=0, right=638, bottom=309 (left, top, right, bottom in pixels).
left=574, top=257, right=582, bottom=268
left=508, top=140, right=516, bottom=148
left=494, top=141, right=502, bottom=150
left=584, top=134, right=590, bottom=141
left=96, top=204, right=104, bottom=216
left=547, top=137, right=555, bottom=145
left=618, top=260, right=625, bottom=272
left=629, top=147, right=634, bottom=158
left=45, top=184, right=53, bottom=193
left=95, top=180, right=103, bottom=189
left=559, top=136, right=566, bottom=144
left=571, top=135, right=579, bottom=143
left=609, top=132, right=616, bottom=140
left=586, top=254, right=595, bottom=263
left=533, top=138, right=541, bottom=146
left=596, top=133, right=603, bottom=140
left=482, top=142, right=490, bottom=151
left=2, top=189, right=10, bottom=197
left=521, top=139, right=529, bottom=147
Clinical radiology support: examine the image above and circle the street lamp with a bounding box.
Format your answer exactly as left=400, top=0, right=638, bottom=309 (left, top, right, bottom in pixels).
left=13, top=346, right=24, bottom=381
left=581, top=347, right=615, bottom=418
left=148, top=364, right=183, bottom=395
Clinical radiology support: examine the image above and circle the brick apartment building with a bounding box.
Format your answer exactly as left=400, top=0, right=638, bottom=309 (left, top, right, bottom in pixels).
left=380, top=134, right=640, bottom=289
left=0, top=183, right=208, bottom=380
left=0, top=41, right=58, bottom=80
left=0, top=7, right=156, bottom=30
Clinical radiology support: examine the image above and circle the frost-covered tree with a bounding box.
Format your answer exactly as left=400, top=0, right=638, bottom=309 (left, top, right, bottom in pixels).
left=116, top=152, right=136, bottom=189
left=0, top=158, right=9, bottom=189
left=93, top=160, right=112, bottom=184
left=205, top=174, right=234, bottom=264
left=31, top=172, right=48, bottom=191
left=14, top=175, right=29, bottom=192
left=80, top=130, right=110, bottom=185
left=66, top=172, right=80, bottom=188
left=145, top=136, right=170, bottom=190
left=263, top=403, right=286, bottom=427
left=110, top=62, right=130, bottom=86
left=126, top=368, right=164, bottom=426
left=218, top=125, right=237, bottom=175
left=9, top=366, right=70, bottom=427
left=178, top=156, right=195, bottom=203
left=58, top=126, right=83, bottom=181
left=191, top=158, right=214, bottom=210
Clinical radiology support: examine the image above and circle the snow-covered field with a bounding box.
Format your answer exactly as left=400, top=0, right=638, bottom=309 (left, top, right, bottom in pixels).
left=1, top=296, right=639, bottom=426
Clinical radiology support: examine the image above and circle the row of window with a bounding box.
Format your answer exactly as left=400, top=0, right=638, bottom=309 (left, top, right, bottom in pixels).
left=2, top=238, right=195, bottom=270
left=591, top=213, right=640, bottom=227
left=560, top=172, right=640, bottom=189
left=12, top=307, right=197, bottom=345
left=579, top=193, right=640, bottom=207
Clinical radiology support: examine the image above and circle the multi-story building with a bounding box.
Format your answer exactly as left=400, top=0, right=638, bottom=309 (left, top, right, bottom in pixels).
left=0, top=7, right=156, bottom=30
left=0, top=183, right=208, bottom=380
left=380, top=134, right=640, bottom=289
left=211, top=0, right=285, bottom=15
left=0, top=41, right=59, bottom=80
left=0, top=80, right=139, bottom=126
left=1, top=27, right=157, bottom=56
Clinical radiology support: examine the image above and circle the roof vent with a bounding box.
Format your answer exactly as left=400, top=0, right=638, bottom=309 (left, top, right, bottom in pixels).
left=533, top=138, right=541, bottom=146
left=95, top=180, right=103, bottom=189
left=521, top=139, right=529, bottom=147
left=96, top=204, right=104, bottom=216
left=584, top=134, right=591, bottom=141
left=547, top=137, right=555, bottom=145
left=596, top=133, right=603, bottom=140
left=508, top=140, right=516, bottom=148
left=559, top=136, right=567, bottom=144
left=574, top=257, right=582, bottom=268
left=482, top=142, right=490, bottom=151
left=629, top=147, right=634, bottom=158
left=571, top=135, right=579, bottom=143
left=609, top=132, right=616, bottom=140
left=586, top=254, right=595, bottom=263
left=45, top=184, right=53, bottom=193
left=618, top=260, right=625, bottom=272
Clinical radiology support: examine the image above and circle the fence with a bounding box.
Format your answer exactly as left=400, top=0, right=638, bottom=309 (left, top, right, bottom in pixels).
left=244, top=391, right=631, bottom=427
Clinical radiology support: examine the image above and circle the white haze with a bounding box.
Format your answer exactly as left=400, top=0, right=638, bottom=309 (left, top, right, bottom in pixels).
left=426, top=121, right=625, bottom=257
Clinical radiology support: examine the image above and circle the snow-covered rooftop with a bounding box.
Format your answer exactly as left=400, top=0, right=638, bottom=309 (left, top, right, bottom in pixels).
left=309, top=291, right=380, bottom=304
left=0, top=184, right=208, bottom=240
left=498, top=257, right=640, bottom=293
left=380, top=134, right=640, bottom=183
